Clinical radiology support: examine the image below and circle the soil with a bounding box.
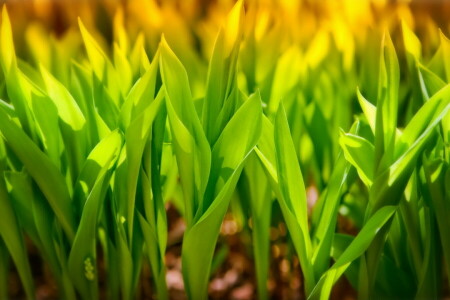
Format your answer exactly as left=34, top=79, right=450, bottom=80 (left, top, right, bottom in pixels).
left=4, top=204, right=435, bottom=300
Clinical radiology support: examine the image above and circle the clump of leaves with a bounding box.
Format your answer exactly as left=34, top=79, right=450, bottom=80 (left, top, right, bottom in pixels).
left=0, top=2, right=449, bottom=300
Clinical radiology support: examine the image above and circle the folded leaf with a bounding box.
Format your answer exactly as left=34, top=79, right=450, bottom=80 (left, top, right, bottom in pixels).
left=68, top=130, right=123, bottom=300
left=78, top=18, right=121, bottom=104
left=312, top=153, right=351, bottom=278
left=160, top=37, right=211, bottom=225
left=375, top=32, right=399, bottom=169
left=202, top=91, right=262, bottom=215
left=0, top=106, right=75, bottom=239
left=308, top=206, right=397, bottom=300
left=202, top=0, right=243, bottom=144
left=274, top=104, right=315, bottom=294
left=124, top=89, right=164, bottom=238
left=182, top=91, right=262, bottom=300
left=339, top=132, right=374, bottom=186
left=40, top=65, right=86, bottom=131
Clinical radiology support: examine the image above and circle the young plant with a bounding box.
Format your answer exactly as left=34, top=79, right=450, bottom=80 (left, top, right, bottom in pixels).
left=334, top=33, right=450, bottom=299
left=160, top=32, right=263, bottom=298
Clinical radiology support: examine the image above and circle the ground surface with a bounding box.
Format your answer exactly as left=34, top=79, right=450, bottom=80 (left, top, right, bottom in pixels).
left=8, top=204, right=449, bottom=299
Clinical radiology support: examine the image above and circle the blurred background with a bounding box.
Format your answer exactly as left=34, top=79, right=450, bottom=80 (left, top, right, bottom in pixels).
left=3, top=0, right=450, bottom=100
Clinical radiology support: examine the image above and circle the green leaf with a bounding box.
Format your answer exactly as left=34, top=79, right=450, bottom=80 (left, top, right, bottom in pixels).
left=40, top=65, right=86, bottom=131
left=31, top=188, right=77, bottom=300
left=116, top=228, right=134, bottom=300
left=269, top=46, right=303, bottom=115
left=138, top=176, right=168, bottom=298
left=330, top=234, right=359, bottom=288
left=70, top=61, right=100, bottom=146
left=390, top=85, right=450, bottom=184
left=113, top=43, right=132, bottom=96
left=138, top=105, right=169, bottom=300
left=375, top=32, right=399, bottom=169
left=139, top=213, right=168, bottom=299
left=120, top=50, right=159, bottom=128
left=30, top=92, right=62, bottom=167
left=357, top=88, right=376, bottom=134
left=146, top=103, right=168, bottom=259
left=181, top=159, right=248, bottom=300
left=182, top=91, right=262, bottom=300
left=160, top=37, right=211, bottom=226
left=123, top=89, right=164, bottom=239
left=125, top=30, right=145, bottom=77
left=275, top=104, right=309, bottom=234
left=202, top=0, right=243, bottom=144
left=202, top=91, right=262, bottom=215
left=40, top=65, right=87, bottom=178
left=423, top=157, right=450, bottom=288
left=0, top=106, right=75, bottom=240
left=401, top=21, right=426, bottom=116
left=274, top=104, right=315, bottom=294
left=309, top=206, right=397, bottom=300
left=440, top=30, right=450, bottom=82
left=92, top=74, right=120, bottom=130
left=0, top=7, right=16, bottom=74
left=0, top=8, right=36, bottom=140
left=418, top=63, right=446, bottom=100
left=415, top=207, right=439, bottom=299
left=78, top=19, right=121, bottom=104
left=339, top=132, right=374, bottom=186
left=4, top=171, right=40, bottom=242
left=5, top=170, right=75, bottom=299
left=312, top=153, right=351, bottom=279
left=401, top=21, right=421, bottom=63
left=73, top=128, right=122, bottom=208
left=0, top=170, right=35, bottom=300
left=243, top=154, right=272, bottom=300
left=254, top=115, right=278, bottom=184
left=68, top=130, right=123, bottom=300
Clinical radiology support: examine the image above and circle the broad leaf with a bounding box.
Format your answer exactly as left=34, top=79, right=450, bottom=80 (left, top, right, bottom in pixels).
left=160, top=37, right=211, bottom=225
left=0, top=106, right=75, bottom=239
left=339, top=132, right=374, bottom=186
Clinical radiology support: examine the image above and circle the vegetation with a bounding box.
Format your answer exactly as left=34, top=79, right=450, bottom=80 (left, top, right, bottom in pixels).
left=0, top=0, right=449, bottom=299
